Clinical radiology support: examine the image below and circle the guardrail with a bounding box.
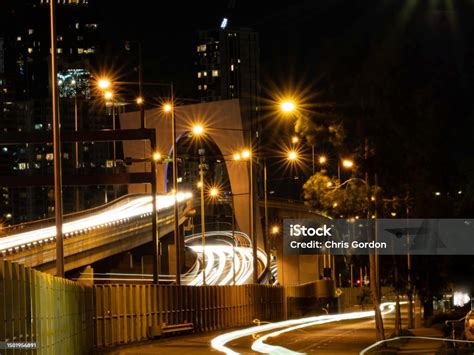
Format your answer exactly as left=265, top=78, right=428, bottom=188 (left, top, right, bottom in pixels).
left=0, top=259, right=93, bottom=354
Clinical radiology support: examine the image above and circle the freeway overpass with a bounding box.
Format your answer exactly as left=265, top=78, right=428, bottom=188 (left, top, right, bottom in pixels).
left=0, top=193, right=192, bottom=274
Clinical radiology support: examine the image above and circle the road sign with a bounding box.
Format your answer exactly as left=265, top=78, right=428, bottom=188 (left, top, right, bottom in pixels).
left=335, top=288, right=343, bottom=297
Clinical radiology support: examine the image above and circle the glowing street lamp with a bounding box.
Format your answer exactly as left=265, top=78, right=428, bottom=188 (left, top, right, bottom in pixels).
left=97, top=78, right=111, bottom=90
left=104, top=91, right=113, bottom=100
left=338, top=159, right=354, bottom=182
left=288, top=150, right=298, bottom=161
left=136, top=96, right=144, bottom=105
left=209, top=187, right=220, bottom=198
left=342, top=159, right=354, bottom=169
left=271, top=225, right=280, bottom=235
left=192, top=124, right=204, bottom=136
left=280, top=100, right=296, bottom=113
left=291, top=136, right=299, bottom=144
left=163, top=103, right=172, bottom=112
left=319, top=155, right=327, bottom=164
left=152, top=152, right=162, bottom=161
left=233, top=153, right=241, bottom=161
left=241, top=149, right=251, bottom=160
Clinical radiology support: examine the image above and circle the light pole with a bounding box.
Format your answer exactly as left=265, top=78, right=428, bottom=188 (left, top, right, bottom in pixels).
left=198, top=150, right=206, bottom=285
left=162, top=85, right=181, bottom=285
left=50, top=0, right=64, bottom=277
left=104, top=90, right=117, bottom=200
left=338, top=158, right=354, bottom=183
left=72, top=78, right=80, bottom=212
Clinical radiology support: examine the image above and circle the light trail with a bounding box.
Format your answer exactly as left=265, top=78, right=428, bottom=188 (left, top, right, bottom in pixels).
left=0, top=192, right=192, bottom=254
left=211, top=302, right=403, bottom=355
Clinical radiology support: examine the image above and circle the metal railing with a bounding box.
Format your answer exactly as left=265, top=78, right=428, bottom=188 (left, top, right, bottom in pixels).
left=93, top=281, right=318, bottom=347
left=0, top=259, right=93, bottom=354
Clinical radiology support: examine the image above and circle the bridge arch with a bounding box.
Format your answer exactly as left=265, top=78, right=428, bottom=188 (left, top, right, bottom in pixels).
left=120, top=99, right=258, bottom=244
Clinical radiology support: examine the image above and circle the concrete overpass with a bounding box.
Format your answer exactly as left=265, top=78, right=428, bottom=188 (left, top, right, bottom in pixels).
left=0, top=193, right=192, bottom=274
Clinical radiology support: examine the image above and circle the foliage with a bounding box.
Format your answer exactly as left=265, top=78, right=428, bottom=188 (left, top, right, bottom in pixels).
left=303, top=171, right=381, bottom=218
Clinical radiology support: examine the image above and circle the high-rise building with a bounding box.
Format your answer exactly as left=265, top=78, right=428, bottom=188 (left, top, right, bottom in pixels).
left=196, top=27, right=260, bottom=135
left=0, top=0, right=110, bottom=225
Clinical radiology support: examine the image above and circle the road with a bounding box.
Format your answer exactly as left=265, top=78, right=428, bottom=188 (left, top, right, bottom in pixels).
left=99, top=303, right=406, bottom=355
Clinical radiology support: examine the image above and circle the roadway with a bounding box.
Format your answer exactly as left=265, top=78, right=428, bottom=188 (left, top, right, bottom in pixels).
left=98, top=303, right=408, bottom=355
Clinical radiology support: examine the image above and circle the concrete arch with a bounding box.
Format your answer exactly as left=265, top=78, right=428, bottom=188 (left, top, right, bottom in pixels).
left=120, top=99, right=262, bottom=247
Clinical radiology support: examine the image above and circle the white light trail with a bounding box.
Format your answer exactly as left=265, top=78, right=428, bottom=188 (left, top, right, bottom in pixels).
left=0, top=192, right=192, bottom=253
left=211, top=302, right=403, bottom=355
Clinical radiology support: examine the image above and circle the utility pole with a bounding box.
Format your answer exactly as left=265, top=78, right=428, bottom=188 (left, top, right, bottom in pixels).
left=50, top=0, right=64, bottom=278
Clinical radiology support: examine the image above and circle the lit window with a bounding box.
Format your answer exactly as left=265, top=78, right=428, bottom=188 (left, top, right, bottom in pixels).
left=203, top=71, right=207, bottom=77
left=28, top=29, right=34, bottom=35
left=197, top=72, right=201, bottom=78
left=28, top=48, right=33, bottom=54
left=212, top=70, right=219, bottom=77
left=18, top=163, right=27, bottom=170
left=75, top=23, right=80, bottom=29
left=36, top=154, right=42, bottom=160
left=197, top=44, right=206, bottom=52
left=77, top=48, right=84, bottom=54
left=203, top=85, right=207, bottom=90
left=106, top=160, right=114, bottom=168
left=84, top=48, right=95, bottom=54
left=16, top=36, right=21, bottom=42
left=230, top=64, right=234, bottom=71
left=46, top=153, right=54, bottom=161
left=57, top=48, right=62, bottom=53
left=198, top=85, right=202, bottom=90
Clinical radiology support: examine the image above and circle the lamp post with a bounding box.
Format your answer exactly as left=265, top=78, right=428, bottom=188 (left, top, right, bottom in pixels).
left=338, top=158, right=354, bottom=183
left=50, top=0, right=64, bottom=277
left=151, top=151, right=160, bottom=284
left=162, top=84, right=181, bottom=285
left=198, top=151, right=206, bottom=285
left=104, top=90, right=117, bottom=200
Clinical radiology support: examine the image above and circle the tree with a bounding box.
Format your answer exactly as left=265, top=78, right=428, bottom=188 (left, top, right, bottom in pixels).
left=303, top=171, right=385, bottom=340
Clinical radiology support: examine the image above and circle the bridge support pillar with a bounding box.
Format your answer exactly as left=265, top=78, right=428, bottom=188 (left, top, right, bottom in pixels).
left=167, top=225, right=185, bottom=281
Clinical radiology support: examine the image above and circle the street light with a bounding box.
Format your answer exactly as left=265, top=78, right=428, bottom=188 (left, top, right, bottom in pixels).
left=291, top=136, right=299, bottom=144
left=97, top=78, right=111, bottom=90
left=163, top=103, right=172, bottom=112
left=161, top=95, right=181, bottom=285
left=342, top=159, right=354, bottom=168
left=319, top=155, right=327, bottom=165
left=50, top=0, right=64, bottom=277
left=192, top=124, right=204, bottom=136
left=191, top=126, right=207, bottom=286
left=288, top=150, right=298, bottom=161
left=104, top=90, right=113, bottom=100
left=338, top=159, right=354, bottom=182
left=280, top=100, right=296, bottom=113
left=209, top=187, right=220, bottom=198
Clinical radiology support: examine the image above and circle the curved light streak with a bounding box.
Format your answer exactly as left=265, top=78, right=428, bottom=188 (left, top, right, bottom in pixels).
left=211, top=302, right=403, bottom=355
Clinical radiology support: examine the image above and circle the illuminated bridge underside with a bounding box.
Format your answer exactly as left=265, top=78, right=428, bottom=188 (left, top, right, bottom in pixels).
left=0, top=193, right=192, bottom=274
